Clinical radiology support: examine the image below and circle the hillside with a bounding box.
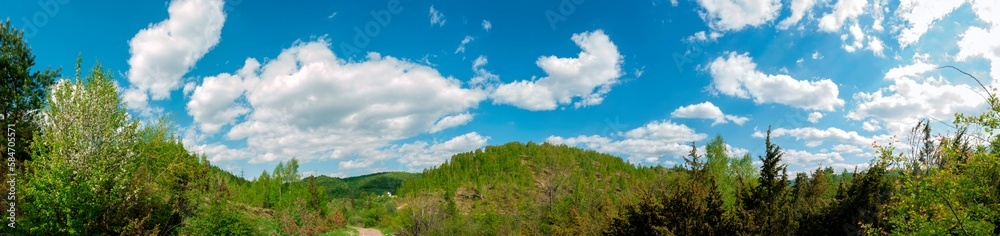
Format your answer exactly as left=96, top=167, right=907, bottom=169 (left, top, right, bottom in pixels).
left=394, top=142, right=671, bottom=235
left=304, top=172, right=420, bottom=199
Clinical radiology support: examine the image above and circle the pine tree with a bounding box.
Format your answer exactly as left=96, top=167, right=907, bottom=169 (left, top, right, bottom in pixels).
left=739, top=127, right=795, bottom=235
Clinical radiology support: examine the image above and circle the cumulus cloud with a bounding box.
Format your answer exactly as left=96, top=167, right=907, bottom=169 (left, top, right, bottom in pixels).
left=832, top=144, right=864, bottom=154
left=956, top=25, right=1000, bottom=84
left=848, top=58, right=987, bottom=134
left=184, top=38, right=488, bottom=164
left=186, top=59, right=255, bottom=134
left=491, top=30, right=623, bottom=111
left=707, top=52, right=844, bottom=111
left=838, top=22, right=884, bottom=56
left=831, top=162, right=870, bottom=172
left=862, top=119, right=881, bottom=131
left=429, top=113, right=474, bottom=133
left=818, top=0, right=867, bottom=32
left=895, top=0, right=965, bottom=48
left=694, top=0, right=782, bottom=31
left=777, top=0, right=818, bottom=30
left=754, top=127, right=875, bottom=147
left=808, top=112, right=823, bottom=123
left=126, top=0, right=226, bottom=103
left=469, top=55, right=500, bottom=90
left=546, top=120, right=706, bottom=164
left=383, top=132, right=489, bottom=170
left=670, top=101, right=749, bottom=125
left=784, top=149, right=844, bottom=167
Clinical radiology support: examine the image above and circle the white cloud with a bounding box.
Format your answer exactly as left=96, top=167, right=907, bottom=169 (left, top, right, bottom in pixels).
left=841, top=23, right=864, bottom=52
left=832, top=144, right=864, bottom=154
left=184, top=38, right=487, bottom=164
left=469, top=55, right=500, bottom=90
left=126, top=0, right=226, bottom=101
left=839, top=23, right=884, bottom=56
left=694, top=0, right=782, bottom=31
left=862, top=119, right=881, bottom=131
left=956, top=26, right=1000, bottom=84
left=687, top=31, right=724, bottom=42
left=830, top=163, right=870, bottom=172
left=492, top=30, right=623, bottom=111
left=818, top=0, right=867, bottom=32
left=429, top=5, right=445, bottom=26
left=777, top=0, right=817, bottom=30
left=969, top=0, right=999, bottom=27
left=429, top=113, right=474, bottom=133
left=455, top=35, right=474, bottom=54
left=186, top=59, right=256, bottom=134
left=670, top=101, right=749, bottom=125
left=689, top=31, right=709, bottom=42
left=784, top=149, right=844, bottom=167
left=895, top=0, right=965, bottom=48
left=812, top=51, right=823, bottom=60
left=871, top=0, right=887, bottom=31
left=384, top=132, right=489, bottom=170
left=339, top=159, right=374, bottom=169
left=122, top=88, right=151, bottom=115
left=182, top=82, right=196, bottom=96
left=546, top=120, right=707, bottom=163
left=884, top=56, right=935, bottom=79
left=707, top=52, right=844, bottom=111
left=181, top=127, right=253, bottom=163
left=671, top=0, right=679, bottom=7
left=808, top=112, right=823, bottom=123
left=848, top=58, right=987, bottom=134
left=482, top=20, right=492, bottom=31
left=754, top=127, right=874, bottom=147
left=868, top=32, right=885, bottom=56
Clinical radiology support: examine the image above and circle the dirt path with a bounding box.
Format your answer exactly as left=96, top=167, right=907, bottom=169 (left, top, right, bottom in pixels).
left=351, top=227, right=384, bottom=236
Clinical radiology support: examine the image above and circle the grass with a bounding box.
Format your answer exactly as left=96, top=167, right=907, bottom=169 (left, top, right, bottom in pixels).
left=375, top=226, right=393, bottom=235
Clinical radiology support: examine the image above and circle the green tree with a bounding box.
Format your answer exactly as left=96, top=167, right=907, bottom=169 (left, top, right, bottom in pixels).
left=704, top=135, right=738, bottom=210
left=737, top=127, right=795, bottom=235
left=0, top=19, right=59, bottom=163
left=22, top=62, right=148, bottom=234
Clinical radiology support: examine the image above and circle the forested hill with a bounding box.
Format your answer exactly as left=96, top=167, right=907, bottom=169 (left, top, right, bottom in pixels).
left=303, top=172, right=420, bottom=199
left=394, top=142, right=671, bottom=235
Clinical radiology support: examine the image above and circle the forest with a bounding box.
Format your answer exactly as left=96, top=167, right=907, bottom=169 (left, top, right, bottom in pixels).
left=2, top=19, right=1000, bottom=235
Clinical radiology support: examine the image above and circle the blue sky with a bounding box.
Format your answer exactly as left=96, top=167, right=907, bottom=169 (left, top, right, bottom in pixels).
left=3, top=0, right=999, bottom=178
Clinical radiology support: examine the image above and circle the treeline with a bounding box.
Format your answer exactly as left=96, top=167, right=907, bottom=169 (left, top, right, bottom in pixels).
left=394, top=141, right=668, bottom=234
left=305, top=172, right=420, bottom=199
left=390, top=127, right=999, bottom=235
left=611, top=118, right=1000, bottom=235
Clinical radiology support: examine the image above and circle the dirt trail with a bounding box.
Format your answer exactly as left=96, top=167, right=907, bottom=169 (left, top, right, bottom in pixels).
left=351, top=227, right=384, bottom=236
